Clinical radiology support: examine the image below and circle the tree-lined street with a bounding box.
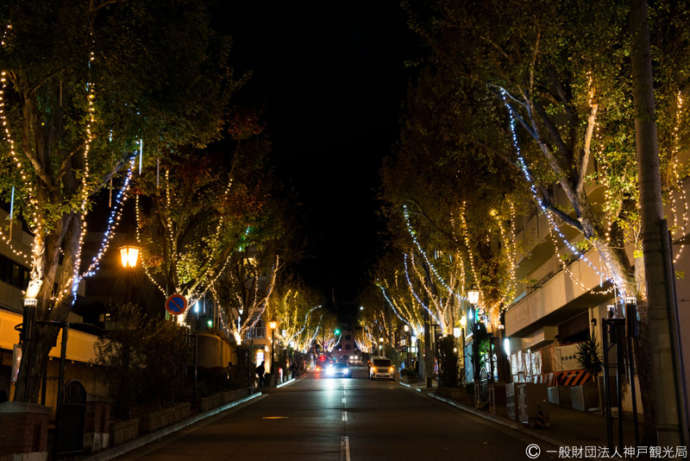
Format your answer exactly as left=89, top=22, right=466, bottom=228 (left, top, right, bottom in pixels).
left=121, top=370, right=538, bottom=461
left=1, top=0, right=689, bottom=459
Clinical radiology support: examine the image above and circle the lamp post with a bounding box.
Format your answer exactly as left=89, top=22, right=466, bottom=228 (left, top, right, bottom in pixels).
left=468, top=289, right=480, bottom=407
left=118, top=244, right=141, bottom=413
left=119, top=244, right=140, bottom=308
left=403, top=325, right=410, bottom=368
left=269, top=321, right=277, bottom=385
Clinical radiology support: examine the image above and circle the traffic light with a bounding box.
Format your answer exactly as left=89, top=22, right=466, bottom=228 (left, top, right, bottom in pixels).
left=334, top=328, right=341, bottom=335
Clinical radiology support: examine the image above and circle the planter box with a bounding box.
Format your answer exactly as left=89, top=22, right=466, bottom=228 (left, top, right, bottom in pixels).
left=172, top=403, right=191, bottom=422
left=558, top=386, right=572, bottom=408
left=571, top=383, right=599, bottom=411
left=199, top=393, right=223, bottom=412
left=140, top=407, right=176, bottom=433
left=547, top=386, right=559, bottom=405
left=517, top=383, right=550, bottom=428
left=111, top=418, right=139, bottom=446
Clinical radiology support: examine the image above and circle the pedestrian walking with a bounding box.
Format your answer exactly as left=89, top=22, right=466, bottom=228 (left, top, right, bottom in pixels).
left=256, top=361, right=266, bottom=389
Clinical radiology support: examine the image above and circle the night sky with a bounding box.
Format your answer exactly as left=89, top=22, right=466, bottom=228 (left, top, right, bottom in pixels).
left=220, top=2, right=416, bottom=317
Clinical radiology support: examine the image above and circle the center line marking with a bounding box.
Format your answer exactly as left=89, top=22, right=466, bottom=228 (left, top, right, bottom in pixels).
left=341, top=410, right=348, bottom=422
left=340, top=436, right=351, bottom=461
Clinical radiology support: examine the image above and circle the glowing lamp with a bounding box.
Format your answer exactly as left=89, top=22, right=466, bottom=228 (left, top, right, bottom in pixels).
left=269, top=321, right=277, bottom=329
left=403, top=325, right=409, bottom=332
left=119, top=245, right=140, bottom=268
left=459, top=315, right=467, bottom=328
left=453, top=327, right=461, bottom=338
left=467, top=290, right=480, bottom=305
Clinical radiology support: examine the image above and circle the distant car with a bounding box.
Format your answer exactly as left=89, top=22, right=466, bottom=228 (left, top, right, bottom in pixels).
left=348, top=355, right=362, bottom=366
left=325, top=362, right=351, bottom=378
left=369, top=357, right=395, bottom=380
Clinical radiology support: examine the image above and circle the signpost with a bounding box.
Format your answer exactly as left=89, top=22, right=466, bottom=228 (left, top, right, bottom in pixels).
left=165, top=294, right=188, bottom=316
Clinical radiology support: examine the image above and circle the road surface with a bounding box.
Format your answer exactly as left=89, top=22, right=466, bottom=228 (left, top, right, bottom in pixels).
left=121, top=367, right=552, bottom=460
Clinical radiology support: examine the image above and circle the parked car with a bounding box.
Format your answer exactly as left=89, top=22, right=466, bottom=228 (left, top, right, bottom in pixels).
left=369, top=357, right=395, bottom=380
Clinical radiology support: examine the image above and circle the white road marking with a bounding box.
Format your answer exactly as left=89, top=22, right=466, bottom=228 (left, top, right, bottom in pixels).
left=340, top=436, right=351, bottom=461
left=341, top=410, right=348, bottom=422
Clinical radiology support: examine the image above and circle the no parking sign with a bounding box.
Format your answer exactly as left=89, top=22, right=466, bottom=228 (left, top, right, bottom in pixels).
left=165, top=293, right=188, bottom=316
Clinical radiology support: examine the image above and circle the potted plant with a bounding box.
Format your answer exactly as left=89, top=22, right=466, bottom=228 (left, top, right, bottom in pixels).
left=573, top=334, right=602, bottom=411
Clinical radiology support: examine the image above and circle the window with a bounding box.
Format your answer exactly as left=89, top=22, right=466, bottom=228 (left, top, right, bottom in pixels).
left=0, top=254, right=29, bottom=290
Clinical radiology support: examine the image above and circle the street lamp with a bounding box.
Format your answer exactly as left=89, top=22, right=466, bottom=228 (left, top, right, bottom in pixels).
left=459, top=314, right=467, bottom=371
left=467, top=289, right=481, bottom=408
left=269, top=321, right=277, bottom=384
left=467, top=289, right=480, bottom=305
left=119, top=245, right=140, bottom=268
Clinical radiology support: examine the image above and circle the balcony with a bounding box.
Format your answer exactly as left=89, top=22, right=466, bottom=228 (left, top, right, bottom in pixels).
left=505, top=248, right=612, bottom=338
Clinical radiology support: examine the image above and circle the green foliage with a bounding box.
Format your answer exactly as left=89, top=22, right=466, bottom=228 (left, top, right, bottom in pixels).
left=438, top=335, right=459, bottom=387
left=576, top=334, right=602, bottom=377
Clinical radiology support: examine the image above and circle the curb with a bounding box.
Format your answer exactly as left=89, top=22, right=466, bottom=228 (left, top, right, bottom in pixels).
left=399, top=382, right=563, bottom=449
left=86, top=392, right=264, bottom=461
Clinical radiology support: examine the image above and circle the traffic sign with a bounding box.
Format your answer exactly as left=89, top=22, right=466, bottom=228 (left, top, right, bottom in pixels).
left=165, top=294, right=188, bottom=316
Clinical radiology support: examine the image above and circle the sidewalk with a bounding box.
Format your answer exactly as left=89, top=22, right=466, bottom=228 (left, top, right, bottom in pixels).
left=83, top=392, right=265, bottom=461
left=399, top=380, right=640, bottom=449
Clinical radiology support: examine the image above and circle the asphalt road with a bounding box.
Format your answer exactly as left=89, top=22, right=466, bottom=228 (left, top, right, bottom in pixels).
left=121, top=367, right=554, bottom=461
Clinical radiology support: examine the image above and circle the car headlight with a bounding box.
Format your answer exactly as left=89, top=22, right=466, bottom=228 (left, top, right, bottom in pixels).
left=371, top=367, right=377, bottom=373
left=344, top=368, right=350, bottom=374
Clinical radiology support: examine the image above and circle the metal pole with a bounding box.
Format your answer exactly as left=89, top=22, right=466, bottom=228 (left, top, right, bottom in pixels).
left=53, top=322, right=68, bottom=460
left=21, top=304, right=36, bottom=400
left=271, top=328, right=275, bottom=386
left=627, top=302, right=640, bottom=445
left=602, top=321, right=613, bottom=451
left=616, top=321, right=624, bottom=450
left=193, top=333, right=198, bottom=402
left=461, top=327, right=466, bottom=383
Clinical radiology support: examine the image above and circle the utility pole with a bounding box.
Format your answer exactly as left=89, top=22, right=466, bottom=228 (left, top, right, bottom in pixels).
left=421, top=262, right=435, bottom=389
left=630, top=0, right=688, bottom=444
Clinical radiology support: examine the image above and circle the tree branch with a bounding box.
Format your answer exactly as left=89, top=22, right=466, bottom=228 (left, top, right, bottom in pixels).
left=577, top=91, right=598, bottom=198
left=540, top=194, right=584, bottom=233
left=532, top=98, right=573, bottom=165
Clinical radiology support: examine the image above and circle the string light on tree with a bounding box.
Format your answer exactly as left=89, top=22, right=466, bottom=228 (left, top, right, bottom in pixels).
left=82, top=156, right=137, bottom=278
left=402, top=204, right=468, bottom=304
left=498, top=88, right=625, bottom=299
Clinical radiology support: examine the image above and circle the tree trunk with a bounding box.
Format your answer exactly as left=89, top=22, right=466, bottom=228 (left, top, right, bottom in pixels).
left=631, top=0, right=688, bottom=444
left=14, top=324, right=60, bottom=402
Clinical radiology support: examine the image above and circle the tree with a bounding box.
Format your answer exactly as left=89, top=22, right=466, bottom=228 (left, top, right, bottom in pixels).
left=2, top=0, right=236, bottom=402
left=134, top=143, right=270, bottom=321
left=266, top=281, right=322, bottom=351
left=402, top=0, right=690, bottom=440
left=212, top=251, right=279, bottom=346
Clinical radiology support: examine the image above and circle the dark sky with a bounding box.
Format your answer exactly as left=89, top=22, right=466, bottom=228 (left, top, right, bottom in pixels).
left=220, top=2, right=416, bottom=316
